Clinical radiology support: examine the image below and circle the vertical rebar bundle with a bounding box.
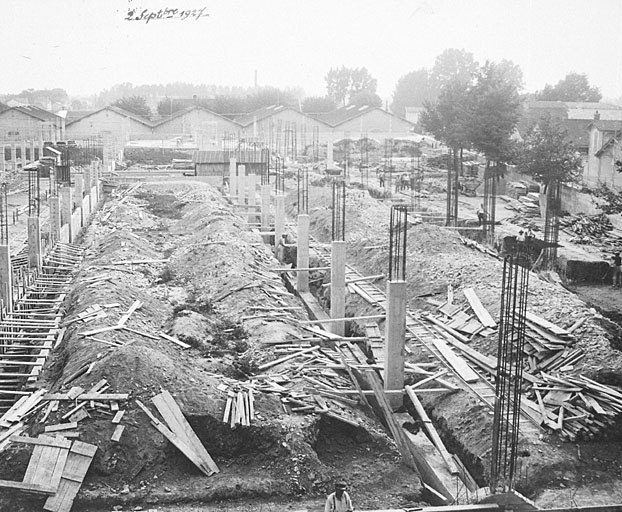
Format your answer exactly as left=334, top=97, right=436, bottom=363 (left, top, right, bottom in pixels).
left=332, top=179, right=346, bottom=242
left=384, top=139, right=393, bottom=192
left=260, top=149, right=270, bottom=185
left=411, top=144, right=420, bottom=210
left=58, top=147, right=71, bottom=185
left=542, top=180, right=561, bottom=269
left=360, top=134, right=369, bottom=188
left=274, top=155, right=284, bottom=195
left=0, top=184, right=8, bottom=245
left=482, top=162, right=499, bottom=237
left=297, top=166, right=309, bottom=215
left=490, top=254, right=529, bottom=493
left=389, top=205, right=408, bottom=281
left=312, top=126, right=319, bottom=163
left=27, top=165, right=40, bottom=217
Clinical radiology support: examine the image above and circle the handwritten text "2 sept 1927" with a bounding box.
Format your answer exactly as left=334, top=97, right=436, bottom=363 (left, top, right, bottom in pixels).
left=125, top=7, right=209, bottom=23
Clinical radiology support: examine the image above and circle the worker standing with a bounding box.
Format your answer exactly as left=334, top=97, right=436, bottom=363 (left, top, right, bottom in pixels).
left=325, top=480, right=353, bottom=512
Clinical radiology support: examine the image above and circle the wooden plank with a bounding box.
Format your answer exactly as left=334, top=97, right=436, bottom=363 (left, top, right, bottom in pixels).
left=159, top=331, right=191, bottom=349
left=112, top=410, right=125, bottom=424
left=11, top=435, right=71, bottom=449
left=43, top=441, right=97, bottom=512
left=111, top=425, right=125, bottom=442
left=257, top=346, right=319, bottom=371
left=427, top=336, right=479, bottom=383
left=405, top=385, right=459, bottom=475
left=135, top=400, right=214, bottom=477
left=151, top=390, right=220, bottom=474
left=463, top=288, right=496, bottom=328
left=45, top=423, right=78, bottom=433
left=0, top=479, right=56, bottom=495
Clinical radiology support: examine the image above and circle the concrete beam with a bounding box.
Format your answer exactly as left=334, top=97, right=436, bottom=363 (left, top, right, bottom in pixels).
left=229, top=157, right=237, bottom=200
left=27, top=216, right=41, bottom=270
left=296, top=214, right=310, bottom=292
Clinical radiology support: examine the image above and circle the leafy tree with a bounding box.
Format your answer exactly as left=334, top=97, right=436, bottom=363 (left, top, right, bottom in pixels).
left=467, top=61, right=522, bottom=163
left=245, top=86, right=299, bottom=111
left=390, top=68, right=434, bottom=116
left=430, top=48, right=478, bottom=93
left=349, top=90, right=382, bottom=108
left=157, top=97, right=188, bottom=116
left=325, top=66, right=377, bottom=106
left=112, top=95, right=151, bottom=117
left=536, top=72, right=602, bottom=102
left=518, top=113, right=583, bottom=188
left=302, top=96, right=336, bottom=113
left=590, top=183, right=622, bottom=214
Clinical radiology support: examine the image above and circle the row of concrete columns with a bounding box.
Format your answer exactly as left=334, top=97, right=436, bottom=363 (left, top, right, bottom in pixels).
left=229, top=157, right=406, bottom=408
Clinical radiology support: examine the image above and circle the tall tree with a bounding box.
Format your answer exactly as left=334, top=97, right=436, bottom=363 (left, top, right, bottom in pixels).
left=112, top=95, right=151, bottom=117
left=518, top=113, right=583, bottom=188
left=301, top=96, right=336, bottom=113
left=349, top=90, right=382, bottom=108
left=421, top=78, right=472, bottom=225
left=536, top=72, right=602, bottom=102
left=430, top=48, right=478, bottom=93
left=157, top=97, right=188, bottom=116
left=390, top=68, right=434, bottom=116
left=325, top=66, right=377, bottom=106
left=467, top=61, right=522, bottom=163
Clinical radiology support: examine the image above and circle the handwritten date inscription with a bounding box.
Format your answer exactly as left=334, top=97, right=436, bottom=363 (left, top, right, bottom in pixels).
left=126, top=6, right=209, bottom=23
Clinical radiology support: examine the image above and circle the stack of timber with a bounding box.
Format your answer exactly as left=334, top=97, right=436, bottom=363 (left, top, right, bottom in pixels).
left=523, top=373, right=622, bottom=441
left=0, top=435, right=97, bottom=512
left=559, top=213, right=619, bottom=245
left=218, top=380, right=255, bottom=428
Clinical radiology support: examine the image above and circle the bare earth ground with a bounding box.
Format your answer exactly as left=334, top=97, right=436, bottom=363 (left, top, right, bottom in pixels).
left=2, top=174, right=622, bottom=511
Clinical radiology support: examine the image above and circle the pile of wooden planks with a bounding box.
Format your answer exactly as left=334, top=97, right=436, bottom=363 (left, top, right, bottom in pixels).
left=523, top=372, right=622, bottom=441
left=219, top=383, right=255, bottom=428
left=0, top=435, right=97, bottom=512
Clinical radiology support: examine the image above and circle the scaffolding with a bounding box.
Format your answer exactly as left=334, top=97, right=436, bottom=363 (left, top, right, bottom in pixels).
left=490, top=253, right=529, bottom=493
left=389, top=205, right=408, bottom=281
left=332, top=179, right=346, bottom=242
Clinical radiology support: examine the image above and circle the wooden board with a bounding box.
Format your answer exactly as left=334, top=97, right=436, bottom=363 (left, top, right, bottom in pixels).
left=43, top=441, right=98, bottom=512
left=111, top=425, right=125, bottom=442
left=463, top=288, right=496, bottom=328
left=428, top=336, right=479, bottom=383
left=151, top=390, right=219, bottom=474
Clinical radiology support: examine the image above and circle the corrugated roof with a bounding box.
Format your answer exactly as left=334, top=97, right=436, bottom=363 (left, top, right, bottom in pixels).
left=192, top=150, right=267, bottom=165
left=65, top=105, right=154, bottom=127
left=8, top=105, right=60, bottom=122
left=308, top=105, right=411, bottom=128
left=151, top=106, right=241, bottom=128
left=232, top=105, right=294, bottom=127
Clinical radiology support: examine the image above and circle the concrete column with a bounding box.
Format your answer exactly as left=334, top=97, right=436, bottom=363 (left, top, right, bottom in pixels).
left=247, top=173, right=257, bottom=223
left=237, top=164, right=246, bottom=206
left=330, top=240, right=346, bottom=336
left=1, top=146, right=5, bottom=178
left=296, top=214, right=310, bottom=292
left=10, top=144, right=16, bottom=170
left=384, top=280, right=406, bottom=408
left=21, top=140, right=26, bottom=166
left=0, top=245, right=12, bottom=312
left=274, top=194, right=285, bottom=252
left=30, top=140, right=36, bottom=162
left=27, top=216, right=41, bottom=270
left=49, top=195, right=61, bottom=244
left=327, top=140, right=334, bottom=168
left=74, top=173, right=84, bottom=227
left=229, top=157, right=237, bottom=201
left=261, top=185, right=271, bottom=231
left=60, top=186, right=73, bottom=243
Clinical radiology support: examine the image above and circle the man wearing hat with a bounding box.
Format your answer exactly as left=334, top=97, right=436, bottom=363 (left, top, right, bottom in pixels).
left=324, top=480, right=353, bottom=512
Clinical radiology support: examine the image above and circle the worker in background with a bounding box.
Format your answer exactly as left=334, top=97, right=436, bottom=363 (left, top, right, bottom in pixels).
left=277, top=233, right=297, bottom=268
left=526, top=227, right=535, bottom=242
left=378, top=170, right=385, bottom=188
left=612, top=252, right=622, bottom=288
left=324, top=480, right=353, bottom=512
left=516, top=230, right=526, bottom=252
left=476, top=204, right=486, bottom=226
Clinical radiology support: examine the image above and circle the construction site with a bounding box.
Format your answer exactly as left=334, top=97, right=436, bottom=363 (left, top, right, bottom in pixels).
left=0, top=126, right=621, bottom=512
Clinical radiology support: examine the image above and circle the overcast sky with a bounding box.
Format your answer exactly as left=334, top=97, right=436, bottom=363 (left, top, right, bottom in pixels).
left=2, top=0, right=621, bottom=101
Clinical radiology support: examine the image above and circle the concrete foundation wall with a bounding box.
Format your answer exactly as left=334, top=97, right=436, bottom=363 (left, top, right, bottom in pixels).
left=60, top=224, right=70, bottom=244
left=71, top=208, right=82, bottom=241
